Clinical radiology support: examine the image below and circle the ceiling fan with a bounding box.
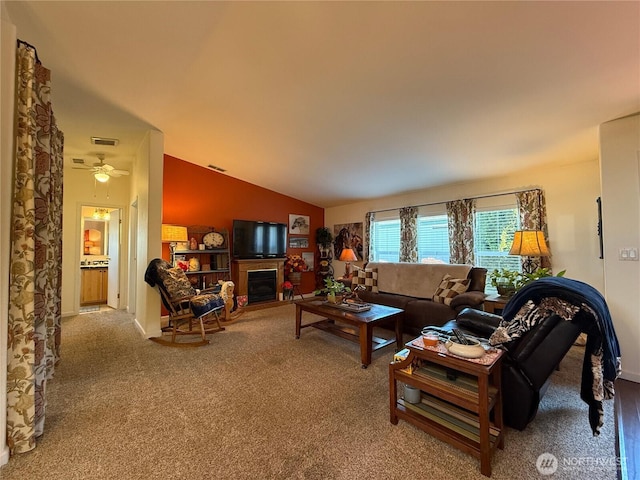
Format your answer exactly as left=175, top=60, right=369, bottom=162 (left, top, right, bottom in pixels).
left=72, top=153, right=130, bottom=182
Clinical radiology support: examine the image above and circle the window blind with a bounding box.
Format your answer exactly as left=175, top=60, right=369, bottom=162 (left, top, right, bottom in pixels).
left=417, top=214, right=450, bottom=263
left=372, top=219, right=400, bottom=262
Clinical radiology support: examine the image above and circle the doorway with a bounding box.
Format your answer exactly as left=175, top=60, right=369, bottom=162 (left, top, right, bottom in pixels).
left=79, top=205, right=121, bottom=311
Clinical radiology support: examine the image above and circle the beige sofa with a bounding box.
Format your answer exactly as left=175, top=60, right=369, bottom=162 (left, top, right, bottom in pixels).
left=354, top=262, right=487, bottom=336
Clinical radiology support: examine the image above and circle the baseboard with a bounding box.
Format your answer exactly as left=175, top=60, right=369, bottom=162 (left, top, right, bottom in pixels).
left=133, top=316, right=162, bottom=339
left=0, top=445, right=9, bottom=467
left=619, top=371, right=640, bottom=383
left=62, top=310, right=77, bottom=318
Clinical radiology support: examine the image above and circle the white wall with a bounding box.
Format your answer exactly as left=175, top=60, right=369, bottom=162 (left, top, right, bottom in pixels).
left=600, top=114, right=640, bottom=382
left=61, top=168, right=131, bottom=316
left=0, top=7, right=17, bottom=468
left=131, top=130, right=163, bottom=338
left=326, top=158, right=604, bottom=292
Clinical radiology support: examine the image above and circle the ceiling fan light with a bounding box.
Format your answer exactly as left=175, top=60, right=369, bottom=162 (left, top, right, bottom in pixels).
left=94, top=172, right=110, bottom=183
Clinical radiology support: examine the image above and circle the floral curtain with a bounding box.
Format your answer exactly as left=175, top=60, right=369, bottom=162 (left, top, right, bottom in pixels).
left=515, top=189, right=551, bottom=270
left=7, top=42, right=64, bottom=455
left=446, top=199, right=476, bottom=265
left=364, top=211, right=374, bottom=262
left=399, top=206, right=418, bottom=262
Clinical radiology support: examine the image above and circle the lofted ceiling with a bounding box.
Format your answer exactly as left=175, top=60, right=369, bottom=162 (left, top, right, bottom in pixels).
left=4, top=1, right=639, bottom=208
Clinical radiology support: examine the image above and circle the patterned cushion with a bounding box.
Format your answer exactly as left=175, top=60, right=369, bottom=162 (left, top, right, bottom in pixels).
left=191, top=293, right=225, bottom=318
left=432, top=274, right=470, bottom=306
left=352, top=267, right=379, bottom=293
left=158, top=266, right=194, bottom=300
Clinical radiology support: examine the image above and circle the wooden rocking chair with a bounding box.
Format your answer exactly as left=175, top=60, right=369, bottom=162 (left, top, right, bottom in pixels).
left=145, top=259, right=239, bottom=347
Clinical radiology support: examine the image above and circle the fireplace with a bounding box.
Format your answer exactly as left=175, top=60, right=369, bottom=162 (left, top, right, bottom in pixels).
left=247, top=269, right=277, bottom=304
left=232, top=258, right=285, bottom=303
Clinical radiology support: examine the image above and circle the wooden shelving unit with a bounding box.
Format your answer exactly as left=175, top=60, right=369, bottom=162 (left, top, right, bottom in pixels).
left=389, top=340, right=504, bottom=477
left=171, top=227, right=231, bottom=289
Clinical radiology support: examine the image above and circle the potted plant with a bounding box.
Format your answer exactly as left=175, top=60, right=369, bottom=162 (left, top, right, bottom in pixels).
left=488, top=268, right=523, bottom=297
left=315, top=227, right=333, bottom=247
left=489, top=267, right=567, bottom=297
left=284, top=254, right=307, bottom=284
left=521, top=267, right=566, bottom=285
left=313, top=277, right=351, bottom=303
left=282, top=280, right=294, bottom=301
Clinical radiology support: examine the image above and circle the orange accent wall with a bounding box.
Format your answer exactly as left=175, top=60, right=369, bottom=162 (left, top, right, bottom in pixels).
left=162, top=154, right=324, bottom=294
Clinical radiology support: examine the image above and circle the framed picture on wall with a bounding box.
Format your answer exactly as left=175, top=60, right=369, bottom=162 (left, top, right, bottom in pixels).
left=333, top=222, right=364, bottom=260
left=289, top=237, right=309, bottom=249
left=302, top=252, right=314, bottom=271
left=289, top=214, right=310, bottom=235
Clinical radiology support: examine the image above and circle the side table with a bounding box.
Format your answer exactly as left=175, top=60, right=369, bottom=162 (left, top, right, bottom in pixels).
left=389, top=338, right=504, bottom=477
left=483, top=294, right=509, bottom=315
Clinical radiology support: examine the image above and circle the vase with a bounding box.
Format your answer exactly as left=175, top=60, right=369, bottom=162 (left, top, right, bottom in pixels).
left=327, top=292, right=337, bottom=304
left=288, top=272, right=302, bottom=286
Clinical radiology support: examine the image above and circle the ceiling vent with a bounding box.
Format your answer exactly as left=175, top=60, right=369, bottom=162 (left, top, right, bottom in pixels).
left=72, top=158, right=85, bottom=164
left=91, top=136, right=119, bottom=147
left=207, top=164, right=226, bottom=172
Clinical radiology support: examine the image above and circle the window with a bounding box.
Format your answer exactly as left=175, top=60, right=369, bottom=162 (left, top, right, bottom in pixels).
left=368, top=200, right=521, bottom=278
left=474, top=207, right=521, bottom=292
left=417, top=214, right=450, bottom=264
left=371, top=218, right=400, bottom=262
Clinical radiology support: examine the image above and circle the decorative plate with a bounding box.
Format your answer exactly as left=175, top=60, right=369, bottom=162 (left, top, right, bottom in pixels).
left=203, top=231, right=225, bottom=248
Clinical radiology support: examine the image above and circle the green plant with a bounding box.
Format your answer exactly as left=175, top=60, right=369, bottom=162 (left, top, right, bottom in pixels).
left=488, top=267, right=566, bottom=296
left=315, top=227, right=333, bottom=247
left=313, top=277, right=351, bottom=296
left=521, top=267, right=566, bottom=285
left=488, top=268, right=523, bottom=297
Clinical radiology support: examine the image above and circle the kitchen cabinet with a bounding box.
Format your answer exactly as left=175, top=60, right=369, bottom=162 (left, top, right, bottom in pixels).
left=81, top=267, right=108, bottom=305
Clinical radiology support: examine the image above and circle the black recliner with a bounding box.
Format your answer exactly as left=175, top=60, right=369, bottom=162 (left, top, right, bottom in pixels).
left=440, top=276, right=620, bottom=434
left=442, top=308, right=581, bottom=430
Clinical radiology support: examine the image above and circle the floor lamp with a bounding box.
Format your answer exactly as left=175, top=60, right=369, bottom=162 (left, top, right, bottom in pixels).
left=509, top=230, right=550, bottom=274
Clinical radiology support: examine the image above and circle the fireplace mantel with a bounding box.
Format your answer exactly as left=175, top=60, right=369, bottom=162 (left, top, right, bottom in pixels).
left=232, top=258, right=285, bottom=298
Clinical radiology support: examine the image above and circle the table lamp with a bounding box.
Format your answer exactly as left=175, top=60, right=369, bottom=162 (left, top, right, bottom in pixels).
left=339, top=247, right=358, bottom=278
left=509, top=230, right=550, bottom=274
left=161, top=224, right=188, bottom=255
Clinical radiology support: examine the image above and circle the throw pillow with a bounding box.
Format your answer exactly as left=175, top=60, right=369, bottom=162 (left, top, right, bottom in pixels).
left=352, top=267, right=379, bottom=293
left=432, top=274, right=470, bottom=306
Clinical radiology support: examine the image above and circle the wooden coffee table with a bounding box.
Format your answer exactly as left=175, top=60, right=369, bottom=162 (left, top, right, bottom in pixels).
left=295, top=298, right=404, bottom=368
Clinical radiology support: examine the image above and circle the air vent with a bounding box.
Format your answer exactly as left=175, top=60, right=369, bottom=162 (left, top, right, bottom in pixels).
left=91, top=137, right=119, bottom=147
left=72, top=158, right=85, bottom=164
left=207, top=164, right=226, bottom=172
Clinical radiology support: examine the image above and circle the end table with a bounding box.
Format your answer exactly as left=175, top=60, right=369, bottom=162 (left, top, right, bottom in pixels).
left=483, top=294, right=509, bottom=315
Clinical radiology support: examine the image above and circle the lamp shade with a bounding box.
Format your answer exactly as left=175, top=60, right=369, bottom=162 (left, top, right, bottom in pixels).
left=94, top=172, right=110, bottom=183
left=339, top=247, right=358, bottom=262
left=161, top=224, right=188, bottom=243
left=509, top=230, right=550, bottom=257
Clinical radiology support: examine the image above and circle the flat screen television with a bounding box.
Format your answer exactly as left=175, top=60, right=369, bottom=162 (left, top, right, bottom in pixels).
left=232, top=219, right=287, bottom=259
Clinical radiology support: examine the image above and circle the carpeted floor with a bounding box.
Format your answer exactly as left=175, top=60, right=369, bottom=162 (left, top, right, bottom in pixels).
left=0, top=305, right=618, bottom=479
